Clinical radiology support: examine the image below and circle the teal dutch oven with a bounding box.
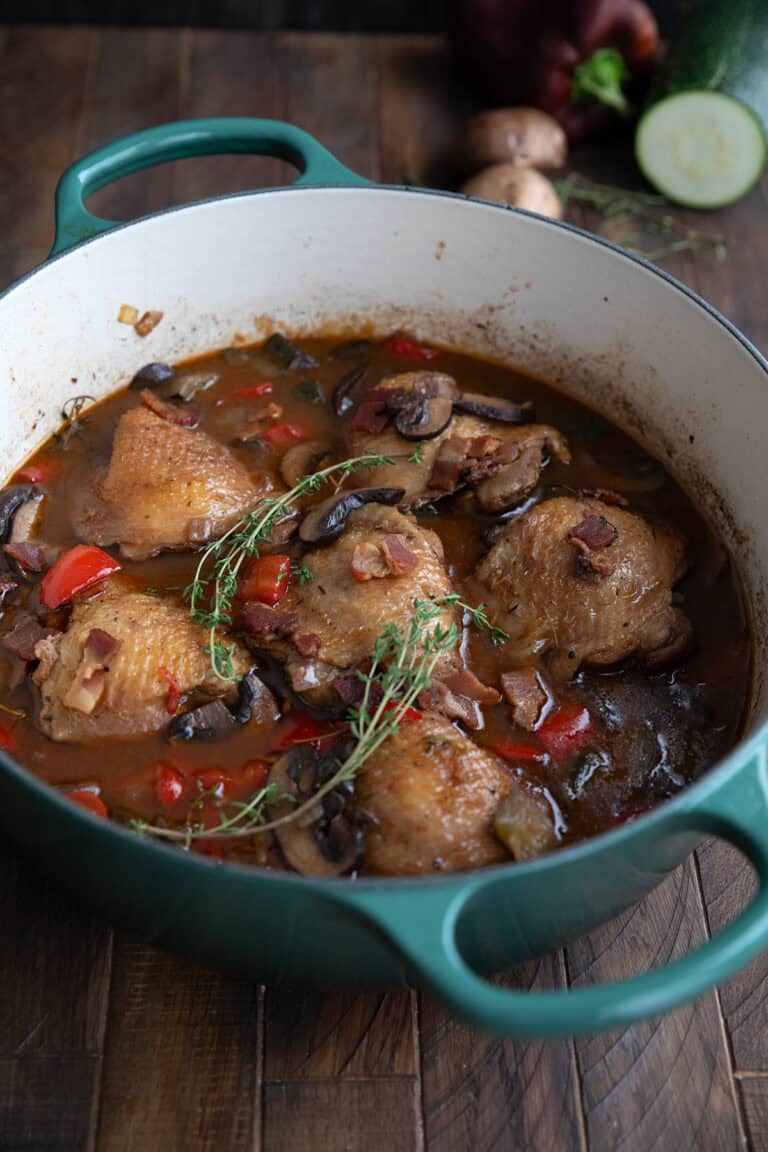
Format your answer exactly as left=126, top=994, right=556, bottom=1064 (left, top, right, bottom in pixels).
left=1, top=118, right=767, bottom=1038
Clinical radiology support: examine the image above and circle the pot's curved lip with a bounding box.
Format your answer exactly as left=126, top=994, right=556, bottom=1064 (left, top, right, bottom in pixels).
left=2, top=180, right=767, bottom=897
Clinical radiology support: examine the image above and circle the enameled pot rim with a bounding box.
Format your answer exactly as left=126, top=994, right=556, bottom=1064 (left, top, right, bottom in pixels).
left=1, top=180, right=766, bottom=893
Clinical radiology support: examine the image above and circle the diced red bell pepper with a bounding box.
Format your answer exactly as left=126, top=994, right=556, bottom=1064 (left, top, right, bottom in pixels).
left=67, top=789, right=108, bottom=819
left=159, top=666, right=182, bottom=714
left=386, top=334, right=440, bottom=361
left=227, top=381, right=273, bottom=401
left=0, top=725, right=17, bottom=753
left=491, top=739, right=548, bottom=765
left=537, top=702, right=594, bottom=762
left=382, top=700, right=422, bottom=723
left=40, top=545, right=121, bottom=609
left=16, top=461, right=56, bottom=484
left=271, top=711, right=340, bottom=751
left=238, top=554, right=291, bottom=606
left=262, top=423, right=312, bottom=452
left=154, top=762, right=187, bottom=808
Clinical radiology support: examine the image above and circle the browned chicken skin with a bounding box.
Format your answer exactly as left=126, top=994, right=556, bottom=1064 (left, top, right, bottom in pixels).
left=475, top=495, right=690, bottom=678
left=355, top=713, right=513, bottom=874
left=242, top=503, right=459, bottom=701
left=35, top=586, right=257, bottom=742
left=73, top=405, right=271, bottom=560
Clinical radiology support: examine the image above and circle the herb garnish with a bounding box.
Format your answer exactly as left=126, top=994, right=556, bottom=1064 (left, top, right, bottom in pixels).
left=185, top=453, right=394, bottom=680
left=441, top=595, right=510, bottom=646
left=554, top=174, right=727, bottom=264
left=56, top=395, right=96, bottom=450
left=292, top=564, right=314, bottom=584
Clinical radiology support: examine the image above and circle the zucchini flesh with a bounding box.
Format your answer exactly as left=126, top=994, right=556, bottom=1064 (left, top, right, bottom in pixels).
left=635, top=0, right=768, bottom=207
left=636, top=90, right=767, bottom=208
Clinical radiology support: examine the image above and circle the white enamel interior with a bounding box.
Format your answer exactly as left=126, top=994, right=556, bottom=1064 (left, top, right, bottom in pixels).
left=1, top=186, right=766, bottom=728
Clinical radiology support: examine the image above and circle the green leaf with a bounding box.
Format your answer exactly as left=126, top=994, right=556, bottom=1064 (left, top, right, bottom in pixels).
left=571, top=48, right=632, bottom=116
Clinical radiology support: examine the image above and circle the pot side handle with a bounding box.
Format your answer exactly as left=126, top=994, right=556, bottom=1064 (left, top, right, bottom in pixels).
left=351, top=749, right=768, bottom=1038
left=51, top=117, right=370, bottom=256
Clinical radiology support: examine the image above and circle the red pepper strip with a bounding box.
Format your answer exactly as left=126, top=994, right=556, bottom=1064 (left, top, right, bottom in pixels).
left=67, top=789, right=108, bottom=819
left=16, top=461, right=56, bottom=484
left=40, top=545, right=121, bottom=609
left=271, top=711, right=340, bottom=751
left=227, top=381, right=273, bottom=401
left=159, top=666, right=182, bottom=714
left=491, top=739, right=548, bottom=765
left=238, top=554, right=291, bottom=607
left=537, top=703, right=594, bottom=762
left=154, top=762, right=187, bottom=808
left=386, top=334, right=440, bottom=361
left=0, top=725, right=16, bottom=753
left=382, top=700, right=422, bottom=723
left=262, top=423, right=313, bottom=452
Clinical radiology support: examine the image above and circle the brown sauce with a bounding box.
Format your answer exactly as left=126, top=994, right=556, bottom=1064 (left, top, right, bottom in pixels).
left=0, top=333, right=752, bottom=872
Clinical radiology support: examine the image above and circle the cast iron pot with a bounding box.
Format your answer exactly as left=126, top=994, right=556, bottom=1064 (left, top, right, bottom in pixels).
left=1, top=118, right=767, bottom=1039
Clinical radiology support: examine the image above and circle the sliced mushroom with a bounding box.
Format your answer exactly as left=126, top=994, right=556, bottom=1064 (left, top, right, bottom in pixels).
left=267, top=748, right=364, bottom=876
left=129, top=362, right=175, bottom=390
left=280, top=440, right=333, bottom=489
left=167, top=670, right=277, bottom=739
left=453, top=393, right=535, bottom=424
left=0, top=485, right=44, bottom=575
left=494, top=786, right=558, bottom=861
left=265, top=332, right=319, bottom=371
left=299, top=487, right=405, bottom=544
left=394, top=392, right=454, bottom=440
left=332, top=362, right=368, bottom=416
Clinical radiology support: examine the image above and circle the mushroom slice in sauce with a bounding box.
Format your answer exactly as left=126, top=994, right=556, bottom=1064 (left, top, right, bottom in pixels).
left=299, top=487, right=405, bottom=544
left=453, top=393, right=535, bottom=424
left=267, top=747, right=364, bottom=876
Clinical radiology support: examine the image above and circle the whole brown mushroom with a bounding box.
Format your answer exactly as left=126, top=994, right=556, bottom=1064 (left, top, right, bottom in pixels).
left=458, top=108, right=567, bottom=173
left=461, top=164, right=563, bottom=220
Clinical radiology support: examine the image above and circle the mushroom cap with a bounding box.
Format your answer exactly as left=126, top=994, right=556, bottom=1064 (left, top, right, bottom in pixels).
left=458, top=108, right=567, bottom=172
left=461, top=165, right=563, bottom=220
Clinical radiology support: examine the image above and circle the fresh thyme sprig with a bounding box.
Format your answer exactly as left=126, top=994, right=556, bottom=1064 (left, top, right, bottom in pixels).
left=186, top=452, right=394, bottom=680
left=554, top=174, right=727, bottom=264
left=132, top=596, right=459, bottom=844
left=56, top=395, right=96, bottom=450
left=440, top=594, right=510, bottom=646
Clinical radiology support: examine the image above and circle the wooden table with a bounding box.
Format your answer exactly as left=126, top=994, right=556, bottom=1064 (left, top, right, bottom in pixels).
left=1, top=24, right=767, bottom=1152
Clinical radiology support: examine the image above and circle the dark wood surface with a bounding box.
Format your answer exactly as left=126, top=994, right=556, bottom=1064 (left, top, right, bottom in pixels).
left=0, top=25, right=766, bottom=1152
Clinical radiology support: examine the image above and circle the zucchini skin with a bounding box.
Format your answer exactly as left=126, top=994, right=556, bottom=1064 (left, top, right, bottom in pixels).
left=652, top=0, right=768, bottom=133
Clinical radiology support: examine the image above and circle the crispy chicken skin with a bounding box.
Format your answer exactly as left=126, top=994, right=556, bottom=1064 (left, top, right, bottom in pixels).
left=475, top=495, right=690, bottom=678
left=355, top=714, right=513, bottom=874
left=73, top=406, right=271, bottom=560
left=35, top=587, right=252, bottom=742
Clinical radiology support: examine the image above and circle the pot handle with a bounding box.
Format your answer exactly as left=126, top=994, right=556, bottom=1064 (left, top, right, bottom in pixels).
left=351, top=749, right=768, bottom=1037
left=51, top=116, right=369, bottom=256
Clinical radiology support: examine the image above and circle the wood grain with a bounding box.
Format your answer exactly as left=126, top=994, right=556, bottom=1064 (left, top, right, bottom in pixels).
left=569, top=859, right=746, bottom=1151
left=739, top=1076, right=768, bottom=1152
left=419, top=955, right=584, bottom=1152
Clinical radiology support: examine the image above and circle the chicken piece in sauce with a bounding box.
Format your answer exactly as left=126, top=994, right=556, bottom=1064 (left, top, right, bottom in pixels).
left=35, top=586, right=260, bottom=742
left=240, top=502, right=459, bottom=699
left=73, top=405, right=271, bottom=560
left=355, top=712, right=556, bottom=874
left=475, top=495, right=691, bottom=678
left=347, top=370, right=569, bottom=510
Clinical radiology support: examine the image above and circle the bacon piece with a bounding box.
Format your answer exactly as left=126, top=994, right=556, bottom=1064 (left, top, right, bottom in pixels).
left=134, top=310, right=163, bottom=337
left=1, top=615, right=60, bottom=661
left=381, top=534, right=419, bottom=576
left=140, top=388, right=200, bottom=429
left=33, top=632, right=63, bottom=683
left=239, top=601, right=298, bottom=640
left=292, top=631, right=321, bottom=658
left=3, top=542, right=48, bottom=571
left=568, top=514, right=617, bottom=550
left=62, top=627, right=121, bottom=715
left=501, top=668, right=548, bottom=731
left=351, top=397, right=390, bottom=434
left=0, top=577, right=18, bottom=604
left=351, top=541, right=390, bottom=581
